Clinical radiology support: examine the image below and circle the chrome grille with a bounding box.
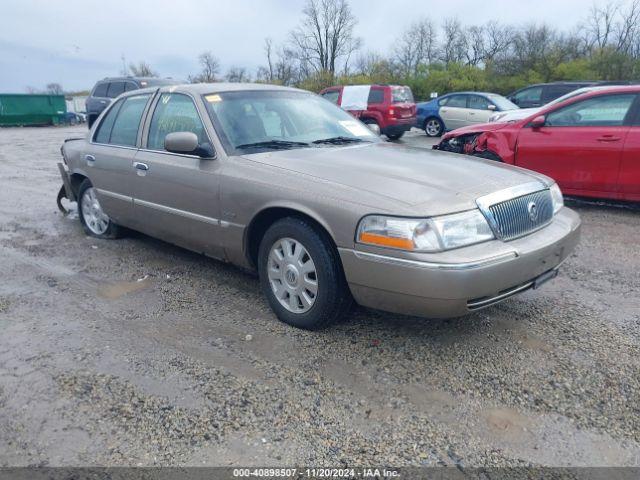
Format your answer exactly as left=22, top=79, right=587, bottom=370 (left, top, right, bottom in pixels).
left=488, top=189, right=553, bottom=240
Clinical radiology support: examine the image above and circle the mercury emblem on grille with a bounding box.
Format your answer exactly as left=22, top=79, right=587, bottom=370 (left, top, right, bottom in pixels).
left=528, top=201, right=538, bottom=222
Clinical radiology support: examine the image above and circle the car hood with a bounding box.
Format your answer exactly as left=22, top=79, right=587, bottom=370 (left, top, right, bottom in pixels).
left=240, top=142, right=546, bottom=216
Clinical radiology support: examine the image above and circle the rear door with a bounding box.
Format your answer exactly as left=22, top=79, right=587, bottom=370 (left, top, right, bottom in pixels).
left=515, top=93, right=636, bottom=196
left=389, top=86, right=415, bottom=120
left=132, top=91, right=224, bottom=258
left=618, top=105, right=640, bottom=200
left=83, top=93, right=153, bottom=225
left=439, top=94, right=469, bottom=130
left=466, top=95, right=494, bottom=125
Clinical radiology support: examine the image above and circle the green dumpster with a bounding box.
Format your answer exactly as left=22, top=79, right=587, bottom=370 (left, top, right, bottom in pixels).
left=0, top=94, right=67, bottom=126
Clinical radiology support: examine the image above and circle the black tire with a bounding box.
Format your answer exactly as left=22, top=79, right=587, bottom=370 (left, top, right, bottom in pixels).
left=473, top=150, right=503, bottom=162
left=77, top=179, right=121, bottom=239
left=423, top=117, right=444, bottom=137
left=258, top=217, right=352, bottom=330
left=386, top=131, right=405, bottom=140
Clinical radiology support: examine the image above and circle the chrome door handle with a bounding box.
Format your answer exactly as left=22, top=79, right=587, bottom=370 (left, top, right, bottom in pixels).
left=85, top=154, right=95, bottom=166
left=133, top=162, right=149, bottom=176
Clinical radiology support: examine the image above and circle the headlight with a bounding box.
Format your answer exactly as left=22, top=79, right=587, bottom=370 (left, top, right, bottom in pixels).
left=356, top=210, right=494, bottom=252
left=550, top=183, right=564, bottom=214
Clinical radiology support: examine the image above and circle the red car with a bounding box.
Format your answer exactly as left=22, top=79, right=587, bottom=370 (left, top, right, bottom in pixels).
left=434, top=85, right=640, bottom=202
left=319, top=84, right=416, bottom=140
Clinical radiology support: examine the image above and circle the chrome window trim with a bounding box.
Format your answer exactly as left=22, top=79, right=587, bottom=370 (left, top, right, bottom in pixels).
left=349, top=249, right=517, bottom=271
left=476, top=181, right=548, bottom=239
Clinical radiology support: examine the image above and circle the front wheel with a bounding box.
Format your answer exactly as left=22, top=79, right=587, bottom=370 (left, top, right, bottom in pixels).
left=78, top=179, right=121, bottom=238
left=424, top=117, right=444, bottom=137
left=258, top=217, right=352, bottom=329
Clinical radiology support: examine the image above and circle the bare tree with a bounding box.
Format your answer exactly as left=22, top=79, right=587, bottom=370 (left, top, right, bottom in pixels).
left=189, top=52, right=221, bottom=83
left=128, top=61, right=158, bottom=77
left=257, top=40, right=300, bottom=85
left=440, top=18, right=468, bottom=64
left=46, top=83, right=64, bottom=95
left=393, top=18, right=438, bottom=77
left=226, top=66, right=251, bottom=82
left=289, top=0, right=361, bottom=77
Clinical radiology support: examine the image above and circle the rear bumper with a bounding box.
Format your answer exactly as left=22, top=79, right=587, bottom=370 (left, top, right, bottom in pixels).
left=382, top=119, right=415, bottom=136
left=339, top=207, right=581, bottom=318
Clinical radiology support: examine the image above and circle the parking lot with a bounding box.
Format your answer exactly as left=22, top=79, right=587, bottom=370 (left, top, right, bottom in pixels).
left=0, top=125, right=639, bottom=467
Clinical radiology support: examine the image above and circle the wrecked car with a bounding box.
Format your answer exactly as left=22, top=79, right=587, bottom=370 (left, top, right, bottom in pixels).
left=59, top=83, right=580, bottom=329
left=434, top=85, right=640, bottom=202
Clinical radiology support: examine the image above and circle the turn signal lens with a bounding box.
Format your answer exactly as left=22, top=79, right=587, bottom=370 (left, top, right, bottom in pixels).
left=356, top=212, right=495, bottom=252
left=356, top=216, right=440, bottom=252
left=550, top=183, right=564, bottom=214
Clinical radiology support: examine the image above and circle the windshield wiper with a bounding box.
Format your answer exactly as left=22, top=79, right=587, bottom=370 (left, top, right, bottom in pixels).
left=235, top=140, right=309, bottom=150
left=311, top=136, right=369, bottom=145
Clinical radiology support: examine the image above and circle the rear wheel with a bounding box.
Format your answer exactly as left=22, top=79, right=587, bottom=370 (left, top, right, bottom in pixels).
left=258, top=217, right=352, bottom=329
left=77, top=179, right=121, bottom=239
left=386, top=131, right=404, bottom=140
left=424, top=117, right=444, bottom=137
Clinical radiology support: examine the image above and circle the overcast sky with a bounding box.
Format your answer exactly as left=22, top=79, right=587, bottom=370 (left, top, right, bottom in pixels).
left=0, top=0, right=633, bottom=93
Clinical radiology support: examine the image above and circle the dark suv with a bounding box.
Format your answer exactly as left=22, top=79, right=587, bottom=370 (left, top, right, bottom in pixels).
left=86, top=77, right=178, bottom=127
left=506, top=81, right=634, bottom=108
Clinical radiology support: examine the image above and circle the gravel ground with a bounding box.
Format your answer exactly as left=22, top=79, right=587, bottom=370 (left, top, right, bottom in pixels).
left=0, top=126, right=639, bottom=467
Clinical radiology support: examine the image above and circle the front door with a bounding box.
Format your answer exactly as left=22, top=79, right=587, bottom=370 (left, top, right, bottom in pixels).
left=439, top=94, right=469, bottom=130
left=466, top=95, right=494, bottom=125
left=132, top=92, right=224, bottom=259
left=515, top=93, right=636, bottom=196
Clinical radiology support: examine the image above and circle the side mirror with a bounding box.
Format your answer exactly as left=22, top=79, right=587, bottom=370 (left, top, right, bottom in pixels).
left=164, top=131, right=214, bottom=158
left=529, top=115, right=546, bottom=128
left=487, top=104, right=497, bottom=111
left=366, top=123, right=381, bottom=135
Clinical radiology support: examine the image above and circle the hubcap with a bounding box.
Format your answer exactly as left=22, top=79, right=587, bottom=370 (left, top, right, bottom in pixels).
left=81, top=187, right=110, bottom=235
left=426, top=119, right=441, bottom=136
left=267, top=238, right=318, bottom=314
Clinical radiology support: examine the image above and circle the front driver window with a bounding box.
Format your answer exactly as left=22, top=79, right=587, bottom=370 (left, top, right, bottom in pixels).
left=468, top=95, right=490, bottom=110
left=546, top=94, right=636, bottom=127
left=147, top=93, right=208, bottom=151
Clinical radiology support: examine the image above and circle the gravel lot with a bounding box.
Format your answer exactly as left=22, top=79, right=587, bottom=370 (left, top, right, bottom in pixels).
left=0, top=126, right=639, bottom=467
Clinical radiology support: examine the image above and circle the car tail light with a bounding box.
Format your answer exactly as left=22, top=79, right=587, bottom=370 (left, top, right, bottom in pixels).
left=388, top=107, right=395, bottom=117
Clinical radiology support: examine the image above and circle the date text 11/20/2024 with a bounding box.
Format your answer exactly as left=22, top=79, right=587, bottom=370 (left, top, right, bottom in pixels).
left=232, top=468, right=400, bottom=477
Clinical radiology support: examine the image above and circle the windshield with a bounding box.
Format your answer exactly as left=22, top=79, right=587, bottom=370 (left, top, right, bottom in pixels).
left=391, top=86, right=414, bottom=103
left=488, top=94, right=518, bottom=111
left=203, top=90, right=379, bottom=153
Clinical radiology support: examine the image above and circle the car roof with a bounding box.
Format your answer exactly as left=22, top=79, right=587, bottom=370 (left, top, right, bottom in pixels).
left=115, top=82, right=309, bottom=99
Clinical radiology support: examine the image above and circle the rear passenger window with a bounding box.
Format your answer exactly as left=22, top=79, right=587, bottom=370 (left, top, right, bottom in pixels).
left=107, top=82, right=126, bottom=98
left=93, top=83, right=108, bottom=97
left=108, top=94, right=151, bottom=146
left=368, top=89, right=384, bottom=104
left=147, top=93, right=208, bottom=151
left=94, top=100, right=124, bottom=144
